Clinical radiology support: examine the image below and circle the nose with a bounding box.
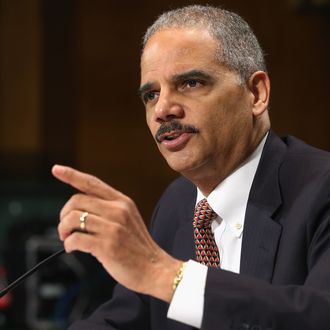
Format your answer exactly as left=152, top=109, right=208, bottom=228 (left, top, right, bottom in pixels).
left=154, top=90, right=184, bottom=123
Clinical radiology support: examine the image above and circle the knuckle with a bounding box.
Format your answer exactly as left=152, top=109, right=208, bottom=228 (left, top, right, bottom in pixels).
left=63, top=210, right=77, bottom=227
left=114, top=203, right=130, bottom=224
left=71, top=193, right=85, bottom=205
left=86, top=175, right=101, bottom=190
left=123, top=195, right=134, bottom=208
left=60, top=195, right=84, bottom=219
left=57, top=223, right=64, bottom=240
left=110, top=223, right=126, bottom=238
left=65, top=232, right=82, bottom=250
left=58, top=217, right=68, bottom=234
left=64, top=235, right=75, bottom=252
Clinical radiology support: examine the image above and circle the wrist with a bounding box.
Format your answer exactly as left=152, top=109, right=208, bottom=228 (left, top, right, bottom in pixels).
left=172, top=261, right=187, bottom=292
left=146, top=252, right=185, bottom=303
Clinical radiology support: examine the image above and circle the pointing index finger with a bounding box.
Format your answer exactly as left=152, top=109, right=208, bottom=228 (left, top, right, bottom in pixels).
left=52, top=165, right=121, bottom=200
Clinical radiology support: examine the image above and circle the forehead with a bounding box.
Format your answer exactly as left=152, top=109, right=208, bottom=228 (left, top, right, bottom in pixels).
left=140, top=28, right=220, bottom=83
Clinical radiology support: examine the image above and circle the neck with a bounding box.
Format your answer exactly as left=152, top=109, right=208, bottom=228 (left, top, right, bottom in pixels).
left=185, top=127, right=269, bottom=196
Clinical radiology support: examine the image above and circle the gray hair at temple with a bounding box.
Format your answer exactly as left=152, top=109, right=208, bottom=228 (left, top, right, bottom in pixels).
left=142, top=5, right=267, bottom=84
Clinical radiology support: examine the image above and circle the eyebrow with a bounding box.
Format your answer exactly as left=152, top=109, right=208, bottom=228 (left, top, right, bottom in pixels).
left=138, top=82, right=154, bottom=99
left=172, top=69, right=213, bottom=84
left=138, top=69, right=214, bottom=98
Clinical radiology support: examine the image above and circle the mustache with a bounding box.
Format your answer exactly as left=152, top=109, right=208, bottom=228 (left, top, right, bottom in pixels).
left=155, top=121, right=199, bottom=142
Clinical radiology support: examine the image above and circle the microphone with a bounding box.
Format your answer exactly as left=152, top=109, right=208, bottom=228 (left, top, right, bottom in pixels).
left=0, top=248, right=65, bottom=298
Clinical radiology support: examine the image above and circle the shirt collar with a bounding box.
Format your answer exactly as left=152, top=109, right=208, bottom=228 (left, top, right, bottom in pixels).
left=196, top=133, right=268, bottom=238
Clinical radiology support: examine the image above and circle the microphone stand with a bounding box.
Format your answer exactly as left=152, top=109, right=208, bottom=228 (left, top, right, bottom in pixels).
left=0, top=248, right=65, bottom=298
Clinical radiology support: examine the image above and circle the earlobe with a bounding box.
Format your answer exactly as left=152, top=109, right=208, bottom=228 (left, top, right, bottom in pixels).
left=248, top=71, right=270, bottom=116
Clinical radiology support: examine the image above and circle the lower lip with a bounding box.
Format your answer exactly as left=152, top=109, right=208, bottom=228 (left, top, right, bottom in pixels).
left=161, top=133, right=194, bottom=151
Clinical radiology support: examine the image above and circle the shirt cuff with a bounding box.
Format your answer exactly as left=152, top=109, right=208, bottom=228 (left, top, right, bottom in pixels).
left=167, top=260, right=207, bottom=328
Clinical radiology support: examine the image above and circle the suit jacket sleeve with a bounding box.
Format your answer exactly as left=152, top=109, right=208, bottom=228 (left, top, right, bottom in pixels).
left=68, top=283, right=150, bottom=330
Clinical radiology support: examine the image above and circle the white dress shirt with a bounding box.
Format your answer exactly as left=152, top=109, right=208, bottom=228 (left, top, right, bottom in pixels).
left=167, top=134, right=267, bottom=328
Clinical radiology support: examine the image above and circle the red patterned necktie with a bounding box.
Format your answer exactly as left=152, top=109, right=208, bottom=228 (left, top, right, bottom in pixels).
left=193, top=198, right=220, bottom=268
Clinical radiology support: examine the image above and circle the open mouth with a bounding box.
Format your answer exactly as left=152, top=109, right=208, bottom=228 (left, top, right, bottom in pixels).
left=156, top=129, right=198, bottom=151
left=158, top=131, right=183, bottom=142
left=155, top=121, right=199, bottom=144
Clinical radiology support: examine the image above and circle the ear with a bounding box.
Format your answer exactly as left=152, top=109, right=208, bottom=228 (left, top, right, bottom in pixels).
left=247, top=71, right=270, bottom=117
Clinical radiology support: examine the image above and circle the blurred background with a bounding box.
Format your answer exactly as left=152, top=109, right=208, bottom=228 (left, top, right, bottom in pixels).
left=0, top=0, right=329, bottom=329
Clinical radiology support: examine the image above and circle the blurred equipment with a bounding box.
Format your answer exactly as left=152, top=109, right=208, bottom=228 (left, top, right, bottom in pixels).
left=0, top=182, right=116, bottom=329
left=25, top=234, right=88, bottom=330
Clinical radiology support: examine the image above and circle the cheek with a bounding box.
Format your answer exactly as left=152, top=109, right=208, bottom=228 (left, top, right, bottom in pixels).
left=197, top=104, right=241, bottom=149
left=145, top=110, right=153, bottom=128
left=146, top=116, right=157, bottom=139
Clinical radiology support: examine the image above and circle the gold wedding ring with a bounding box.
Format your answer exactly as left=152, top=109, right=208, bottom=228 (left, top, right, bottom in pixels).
left=79, top=211, right=89, bottom=232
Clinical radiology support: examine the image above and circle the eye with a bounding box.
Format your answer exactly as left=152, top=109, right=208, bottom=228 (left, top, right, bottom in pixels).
left=186, top=79, right=198, bottom=88
left=143, top=91, right=159, bottom=104
left=181, top=79, right=203, bottom=90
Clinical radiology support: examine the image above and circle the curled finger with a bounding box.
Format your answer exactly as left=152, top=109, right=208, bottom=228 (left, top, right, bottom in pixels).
left=58, top=210, right=104, bottom=240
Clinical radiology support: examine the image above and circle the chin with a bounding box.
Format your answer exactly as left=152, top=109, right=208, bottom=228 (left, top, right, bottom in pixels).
left=165, top=155, right=202, bottom=175
left=160, top=143, right=206, bottom=173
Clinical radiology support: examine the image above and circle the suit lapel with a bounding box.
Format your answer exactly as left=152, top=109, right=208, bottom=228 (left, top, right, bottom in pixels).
left=240, top=204, right=282, bottom=280
left=240, top=131, right=285, bottom=281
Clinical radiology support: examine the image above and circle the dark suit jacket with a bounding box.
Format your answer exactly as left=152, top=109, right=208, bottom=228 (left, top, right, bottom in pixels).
left=69, top=131, right=330, bottom=330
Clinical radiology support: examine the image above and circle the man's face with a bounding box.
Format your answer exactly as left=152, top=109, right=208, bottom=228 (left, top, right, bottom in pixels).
left=140, top=28, right=257, bottom=187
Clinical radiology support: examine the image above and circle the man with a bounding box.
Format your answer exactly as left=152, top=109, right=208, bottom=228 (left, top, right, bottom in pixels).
left=53, top=5, right=330, bottom=330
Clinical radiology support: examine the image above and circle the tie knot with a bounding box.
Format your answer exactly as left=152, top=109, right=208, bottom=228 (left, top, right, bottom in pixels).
left=194, top=198, right=217, bottom=229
